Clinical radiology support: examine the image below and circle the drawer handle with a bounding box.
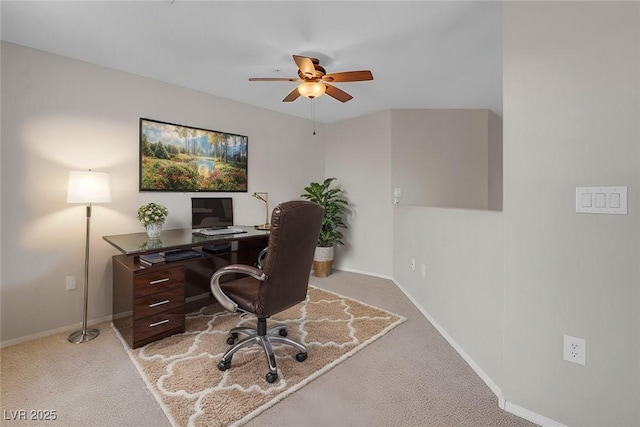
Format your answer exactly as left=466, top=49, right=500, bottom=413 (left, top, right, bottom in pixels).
left=149, top=299, right=170, bottom=308
left=149, top=278, right=170, bottom=285
left=150, top=319, right=169, bottom=328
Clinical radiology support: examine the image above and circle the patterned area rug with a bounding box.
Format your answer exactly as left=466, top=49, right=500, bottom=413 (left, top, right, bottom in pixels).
left=114, top=286, right=405, bottom=427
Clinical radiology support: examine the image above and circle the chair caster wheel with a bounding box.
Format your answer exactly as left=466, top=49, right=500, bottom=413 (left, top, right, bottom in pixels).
left=279, top=329, right=288, bottom=337
left=266, top=372, right=278, bottom=383
left=227, top=332, right=238, bottom=345
left=218, top=360, right=231, bottom=371
left=296, top=352, right=307, bottom=362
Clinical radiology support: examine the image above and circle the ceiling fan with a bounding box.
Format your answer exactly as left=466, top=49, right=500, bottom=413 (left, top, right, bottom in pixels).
left=249, top=55, right=374, bottom=103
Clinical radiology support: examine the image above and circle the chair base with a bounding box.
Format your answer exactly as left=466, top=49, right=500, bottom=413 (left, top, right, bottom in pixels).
left=217, top=317, right=307, bottom=383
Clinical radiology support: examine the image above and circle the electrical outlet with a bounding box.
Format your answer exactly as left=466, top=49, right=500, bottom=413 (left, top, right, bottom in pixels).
left=563, top=334, right=586, bottom=366
left=410, top=258, right=416, bottom=270
left=65, top=276, right=77, bottom=291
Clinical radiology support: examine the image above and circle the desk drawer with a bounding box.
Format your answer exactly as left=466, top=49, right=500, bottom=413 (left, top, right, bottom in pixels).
left=134, top=310, right=185, bottom=343
left=135, top=266, right=184, bottom=297
left=134, top=287, right=184, bottom=320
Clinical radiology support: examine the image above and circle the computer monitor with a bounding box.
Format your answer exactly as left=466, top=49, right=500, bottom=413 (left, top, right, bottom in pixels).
left=191, top=197, right=233, bottom=229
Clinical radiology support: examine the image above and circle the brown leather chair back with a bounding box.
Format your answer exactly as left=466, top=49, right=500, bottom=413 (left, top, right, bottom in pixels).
left=256, top=200, right=324, bottom=317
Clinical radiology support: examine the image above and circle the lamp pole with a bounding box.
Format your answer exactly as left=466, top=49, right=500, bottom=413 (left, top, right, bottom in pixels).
left=68, top=204, right=100, bottom=343
left=66, top=170, right=111, bottom=344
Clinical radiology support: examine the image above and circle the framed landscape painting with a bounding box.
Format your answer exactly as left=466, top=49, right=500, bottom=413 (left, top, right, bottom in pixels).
left=139, top=118, right=248, bottom=192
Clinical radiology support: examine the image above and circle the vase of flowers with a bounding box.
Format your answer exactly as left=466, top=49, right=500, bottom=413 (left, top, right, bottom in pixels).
left=137, top=202, right=168, bottom=238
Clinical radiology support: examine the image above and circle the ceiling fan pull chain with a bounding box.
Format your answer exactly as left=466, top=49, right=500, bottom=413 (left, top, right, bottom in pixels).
left=312, top=98, right=316, bottom=136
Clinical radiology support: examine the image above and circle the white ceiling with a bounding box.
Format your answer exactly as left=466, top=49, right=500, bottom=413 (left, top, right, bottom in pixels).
left=0, top=1, right=502, bottom=123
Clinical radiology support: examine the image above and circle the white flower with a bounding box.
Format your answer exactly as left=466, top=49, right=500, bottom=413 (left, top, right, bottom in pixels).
left=138, top=202, right=168, bottom=227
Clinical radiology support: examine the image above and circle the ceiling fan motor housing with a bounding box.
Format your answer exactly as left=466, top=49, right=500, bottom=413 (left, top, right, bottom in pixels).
left=298, top=58, right=326, bottom=80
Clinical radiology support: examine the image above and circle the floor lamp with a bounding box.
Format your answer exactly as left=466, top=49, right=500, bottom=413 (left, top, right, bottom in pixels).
left=67, top=170, right=111, bottom=344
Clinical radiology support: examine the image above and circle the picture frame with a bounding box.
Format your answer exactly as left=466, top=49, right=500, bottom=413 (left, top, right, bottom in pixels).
left=139, top=118, right=248, bottom=192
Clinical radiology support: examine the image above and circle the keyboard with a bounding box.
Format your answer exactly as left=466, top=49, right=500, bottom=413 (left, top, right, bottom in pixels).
left=164, top=249, right=202, bottom=263
left=194, top=227, right=246, bottom=236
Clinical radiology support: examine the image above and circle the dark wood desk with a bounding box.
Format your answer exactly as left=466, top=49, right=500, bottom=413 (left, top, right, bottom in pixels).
left=104, top=227, right=269, bottom=348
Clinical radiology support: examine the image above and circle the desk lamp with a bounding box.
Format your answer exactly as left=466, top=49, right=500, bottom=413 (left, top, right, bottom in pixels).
left=252, top=192, right=270, bottom=230
left=67, top=170, right=111, bottom=343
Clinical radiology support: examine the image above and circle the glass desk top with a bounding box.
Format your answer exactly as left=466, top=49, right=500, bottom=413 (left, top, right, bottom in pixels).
left=103, top=226, right=269, bottom=255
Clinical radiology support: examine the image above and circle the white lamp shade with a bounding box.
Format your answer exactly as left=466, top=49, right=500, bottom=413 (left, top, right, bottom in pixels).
left=297, top=82, right=326, bottom=99
left=67, top=171, right=112, bottom=204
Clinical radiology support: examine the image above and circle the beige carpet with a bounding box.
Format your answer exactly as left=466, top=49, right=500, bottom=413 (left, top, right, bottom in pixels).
left=2, top=272, right=538, bottom=426
left=114, top=286, right=405, bottom=427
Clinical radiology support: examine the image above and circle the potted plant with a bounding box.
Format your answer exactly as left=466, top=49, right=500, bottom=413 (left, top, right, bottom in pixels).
left=301, top=178, right=349, bottom=277
left=137, top=202, right=168, bottom=238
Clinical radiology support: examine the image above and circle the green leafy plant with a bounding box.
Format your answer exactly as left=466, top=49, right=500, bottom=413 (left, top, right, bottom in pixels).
left=301, top=178, right=349, bottom=247
left=137, top=202, right=168, bottom=227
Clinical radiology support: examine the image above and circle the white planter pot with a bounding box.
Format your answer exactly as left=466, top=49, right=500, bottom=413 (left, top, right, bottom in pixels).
left=314, top=246, right=334, bottom=262
left=313, top=246, right=334, bottom=277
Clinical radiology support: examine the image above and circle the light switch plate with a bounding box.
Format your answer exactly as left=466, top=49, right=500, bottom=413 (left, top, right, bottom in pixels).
left=576, top=186, right=627, bottom=215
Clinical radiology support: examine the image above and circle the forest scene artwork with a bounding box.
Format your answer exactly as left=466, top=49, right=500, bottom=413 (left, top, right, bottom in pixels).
left=139, top=118, right=248, bottom=192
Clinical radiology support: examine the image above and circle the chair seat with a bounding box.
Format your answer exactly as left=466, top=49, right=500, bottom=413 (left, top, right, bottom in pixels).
left=220, top=277, right=261, bottom=314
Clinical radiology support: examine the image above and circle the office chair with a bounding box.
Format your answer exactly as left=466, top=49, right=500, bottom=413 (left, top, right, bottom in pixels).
left=210, top=200, right=324, bottom=383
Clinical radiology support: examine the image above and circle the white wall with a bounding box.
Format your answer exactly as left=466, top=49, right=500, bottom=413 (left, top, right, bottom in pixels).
left=325, top=111, right=393, bottom=277
left=0, top=42, right=325, bottom=343
left=503, top=2, right=639, bottom=426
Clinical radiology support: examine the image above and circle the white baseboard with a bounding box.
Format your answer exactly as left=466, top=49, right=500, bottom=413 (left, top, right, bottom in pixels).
left=504, top=401, right=567, bottom=427
left=391, top=276, right=564, bottom=427
left=0, top=314, right=112, bottom=348
left=334, top=266, right=394, bottom=281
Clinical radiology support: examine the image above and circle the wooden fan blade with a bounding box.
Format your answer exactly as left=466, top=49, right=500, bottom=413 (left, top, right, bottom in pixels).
left=249, top=77, right=302, bottom=82
left=324, top=83, right=353, bottom=103
left=323, top=70, right=374, bottom=82
left=293, top=55, right=316, bottom=78
left=282, top=88, right=301, bottom=102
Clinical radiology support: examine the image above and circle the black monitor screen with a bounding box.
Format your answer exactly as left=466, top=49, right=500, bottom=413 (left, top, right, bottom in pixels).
left=191, top=197, right=233, bottom=229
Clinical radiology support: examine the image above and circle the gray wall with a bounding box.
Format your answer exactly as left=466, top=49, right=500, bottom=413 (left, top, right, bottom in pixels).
left=391, top=2, right=639, bottom=427
left=502, top=2, right=639, bottom=426
left=325, top=111, right=394, bottom=277
left=393, top=206, right=505, bottom=390
left=0, top=42, right=325, bottom=343
left=488, top=112, right=503, bottom=211
left=391, top=109, right=501, bottom=210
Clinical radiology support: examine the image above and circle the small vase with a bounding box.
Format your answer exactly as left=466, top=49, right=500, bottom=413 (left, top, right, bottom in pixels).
left=146, top=223, right=162, bottom=238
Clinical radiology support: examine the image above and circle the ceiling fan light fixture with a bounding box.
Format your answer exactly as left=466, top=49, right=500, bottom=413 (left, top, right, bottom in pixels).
left=297, top=82, right=326, bottom=99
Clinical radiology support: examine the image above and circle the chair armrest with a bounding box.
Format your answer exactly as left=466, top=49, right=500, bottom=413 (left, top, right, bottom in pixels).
left=256, top=247, right=268, bottom=269
left=210, top=265, right=268, bottom=312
